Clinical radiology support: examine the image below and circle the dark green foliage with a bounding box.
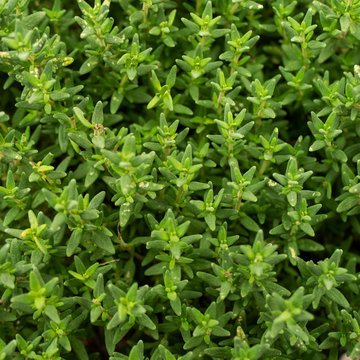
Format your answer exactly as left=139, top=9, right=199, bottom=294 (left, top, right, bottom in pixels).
left=1, top=0, right=360, bottom=359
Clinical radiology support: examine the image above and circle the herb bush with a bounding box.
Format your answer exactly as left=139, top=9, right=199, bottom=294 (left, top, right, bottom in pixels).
left=2, top=0, right=360, bottom=358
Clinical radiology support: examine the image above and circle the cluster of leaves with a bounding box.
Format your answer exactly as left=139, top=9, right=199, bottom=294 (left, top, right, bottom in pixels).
left=1, top=0, right=360, bottom=359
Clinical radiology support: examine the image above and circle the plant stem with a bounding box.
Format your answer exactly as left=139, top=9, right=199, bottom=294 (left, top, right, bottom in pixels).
left=142, top=1, right=149, bottom=23
left=201, top=36, right=207, bottom=48
left=235, top=194, right=242, bottom=210
left=99, top=258, right=121, bottom=266
left=117, top=223, right=144, bottom=260
left=120, top=73, right=128, bottom=88
left=229, top=2, right=240, bottom=16
left=259, top=160, right=269, bottom=175
left=176, top=186, right=183, bottom=203
left=231, top=54, right=239, bottom=74
left=301, top=37, right=309, bottom=69
left=0, top=122, right=8, bottom=133
left=217, top=91, right=224, bottom=114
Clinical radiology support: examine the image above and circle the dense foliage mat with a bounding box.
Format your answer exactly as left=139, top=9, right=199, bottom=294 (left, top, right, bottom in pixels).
left=1, top=0, right=360, bottom=359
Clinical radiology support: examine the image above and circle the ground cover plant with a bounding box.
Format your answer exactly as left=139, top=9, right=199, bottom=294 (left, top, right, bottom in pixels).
left=1, top=0, right=360, bottom=358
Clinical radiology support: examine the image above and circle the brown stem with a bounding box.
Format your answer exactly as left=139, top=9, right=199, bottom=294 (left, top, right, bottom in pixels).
left=235, top=196, right=242, bottom=211
left=201, top=36, right=207, bottom=48
left=0, top=122, right=8, bottom=133
left=301, top=38, right=309, bottom=69
left=99, top=258, right=121, bottom=266
left=142, top=1, right=149, bottom=23
left=120, top=73, right=128, bottom=88
left=259, top=160, right=269, bottom=175
left=117, top=223, right=144, bottom=260
left=231, top=54, right=239, bottom=74
left=176, top=186, right=184, bottom=203
left=228, top=142, right=234, bottom=155
left=229, top=2, right=240, bottom=16
left=217, top=91, right=224, bottom=114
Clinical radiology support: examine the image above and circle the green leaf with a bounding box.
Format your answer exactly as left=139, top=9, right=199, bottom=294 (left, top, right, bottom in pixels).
left=67, top=229, right=83, bottom=257
left=3, top=207, right=20, bottom=227
left=326, top=287, right=350, bottom=308
left=197, top=272, right=221, bottom=287
left=111, top=91, right=124, bottom=114
left=299, top=223, right=314, bottom=237
left=287, top=191, right=297, bottom=207
left=170, top=297, right=181, bottom=316
left=136, top=314, right=156, bottom=330
left=309, top=140, right=325, bottom=152
left=262, top=108, right=276, bottom=119
left=166, top=66, right=177, bottom=88
left=107, top=312, right=122, bottom=330
left=298, top=239, right=324, bottom=252
left=71, top=337, right=89, bottom=360
left=204, top=347, right=231, bottom=358
left=92, top=101, right=103, bottom=124
left=205, top=214, right=216, bottom=231
left=163, top=93, right=173, bottom=111
left=240, top=216, right=259, bottom=232
left=0, top=273, right=15, bottom=289
left=74, top=107, right=92, bottom=128
left=93, top=233, right=115, bottom=254
left=350, top=22, right=360, bottom=40
left=79, top=56, right=99, bottom=75
left=68, top=132, right=93, bottom=150
left=129, top=341, right=144, bottom=360
left=88, top=191, right=106, bottom=210
left=0, top=310, right=16, bottom=321
left=28, top=210, right=38, bottom=229
left=92, top=135, right=105, bottom=149
left=50, top=91, right=70, bottom=101
left=23, top=11, right=46, bottom=28
left=120, top=202, right=133, bottom=227
left=183, top=336, right=202, bottom=350
left=44, top=305, right=60, bottom=323
left=337, top=196, right=358, bottom=213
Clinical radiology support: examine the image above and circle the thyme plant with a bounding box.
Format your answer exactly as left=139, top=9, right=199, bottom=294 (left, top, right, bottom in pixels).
left=1, top=0, right=360, bottom=359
